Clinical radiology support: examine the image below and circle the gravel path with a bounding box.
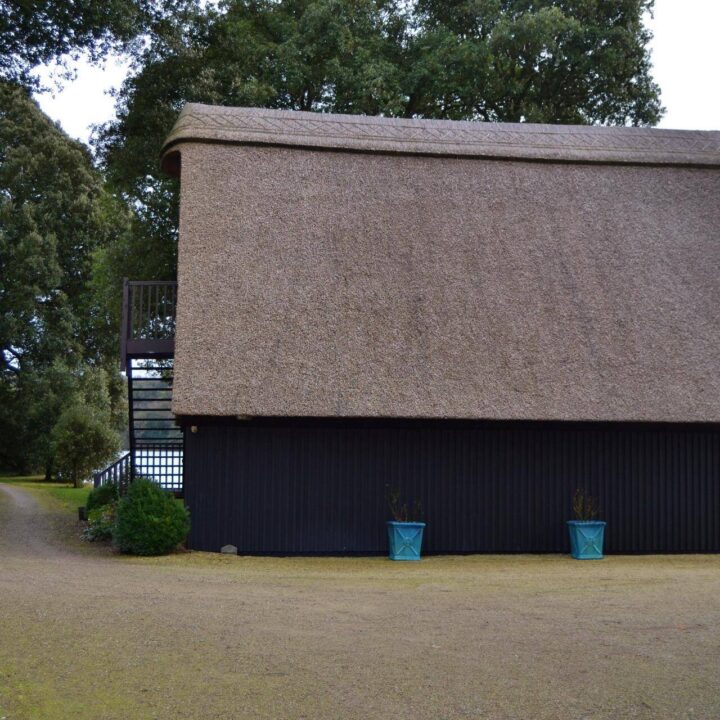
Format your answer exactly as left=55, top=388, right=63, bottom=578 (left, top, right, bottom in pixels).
left=0, top=483, right=72, bottom=560
left=1, top=483, right=719, bottom=720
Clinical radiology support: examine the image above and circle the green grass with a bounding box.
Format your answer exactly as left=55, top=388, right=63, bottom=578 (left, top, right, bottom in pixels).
left=44, top=485, right=92, bottom=512
left=0, top=475, right=92, bottom=512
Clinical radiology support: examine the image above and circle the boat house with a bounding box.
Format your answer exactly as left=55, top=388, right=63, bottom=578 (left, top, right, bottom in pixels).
left=112, top=104, right=720, bottom=554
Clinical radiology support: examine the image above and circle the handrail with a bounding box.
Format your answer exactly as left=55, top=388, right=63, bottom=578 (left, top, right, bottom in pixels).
left=93, top=452, right=131, bottom=493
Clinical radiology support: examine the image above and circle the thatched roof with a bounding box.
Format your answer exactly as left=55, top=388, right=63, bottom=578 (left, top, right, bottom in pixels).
left=162, top=105, right=720, bottom=422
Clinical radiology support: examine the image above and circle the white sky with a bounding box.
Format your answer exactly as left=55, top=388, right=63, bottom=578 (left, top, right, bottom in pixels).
left=645, top=0, right=720, bottom=130
left=32, top=0, right=720, bottom=145
left=33, top=52, right=130, bottom=143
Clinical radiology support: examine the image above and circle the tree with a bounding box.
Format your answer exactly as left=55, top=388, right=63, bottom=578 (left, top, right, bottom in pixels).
left=0, top=0, right=201, bottom=86
left=97, top=0, right=663, bottom=283
left=410, top=0, right=663, bottom=124
left=51, top=404, right=120, bottom=487
left=0, top=82, right=128, bottom=473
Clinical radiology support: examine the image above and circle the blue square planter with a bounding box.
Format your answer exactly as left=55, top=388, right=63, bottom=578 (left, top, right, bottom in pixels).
left=387, top=521, right=425, bottom=561
left=567, top=520, right=606, bottom=559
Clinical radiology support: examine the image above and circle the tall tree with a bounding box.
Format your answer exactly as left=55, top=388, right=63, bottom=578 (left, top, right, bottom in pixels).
left=0, top=0, right=200, bottom=85
left=410, top=0, right=662, bottom=124
left=97, top=0, right=663, bottom=284
left=0, top=82, right=128, bottom=473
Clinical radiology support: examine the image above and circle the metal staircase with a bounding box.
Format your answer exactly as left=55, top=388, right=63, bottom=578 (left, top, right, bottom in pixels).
left=127, top=356, right=183, bottom=492
left=94, top=280, right=182, bottom=494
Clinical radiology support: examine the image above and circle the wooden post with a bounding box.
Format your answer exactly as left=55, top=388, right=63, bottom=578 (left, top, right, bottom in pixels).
left=128, top=363, right=137, bottom=482
left=120, top=278, right=129, bottom=373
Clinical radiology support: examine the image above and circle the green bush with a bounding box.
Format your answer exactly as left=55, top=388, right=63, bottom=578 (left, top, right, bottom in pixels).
left=82, top=503, right=117, bottom=541
left=86, top=482, right=119, bottom=513
left=114, top=478, right=190, bottom=555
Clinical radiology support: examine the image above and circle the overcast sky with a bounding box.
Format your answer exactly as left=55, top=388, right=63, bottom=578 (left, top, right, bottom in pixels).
left=33, top=0, right=720, bottom=145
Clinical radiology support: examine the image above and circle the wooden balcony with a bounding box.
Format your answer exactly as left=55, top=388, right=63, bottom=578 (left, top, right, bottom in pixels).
left=120, top=279, right=176, bottom=369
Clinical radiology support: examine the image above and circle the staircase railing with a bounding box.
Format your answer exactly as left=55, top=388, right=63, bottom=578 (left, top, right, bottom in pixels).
left=118, top=278, right=183, bottom=494
left=93, top=452, right=131, bottom=493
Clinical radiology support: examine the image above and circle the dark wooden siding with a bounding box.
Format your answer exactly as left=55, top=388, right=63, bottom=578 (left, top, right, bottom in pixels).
left=183, top=419, right=720, bottom=554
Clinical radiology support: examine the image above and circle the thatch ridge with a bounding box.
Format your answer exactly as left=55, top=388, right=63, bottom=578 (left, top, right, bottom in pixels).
left=160, top=104, right=720, bottom=174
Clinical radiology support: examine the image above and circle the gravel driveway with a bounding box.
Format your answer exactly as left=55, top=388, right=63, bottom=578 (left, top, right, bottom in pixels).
left=1, top=482, right=719, bottom=720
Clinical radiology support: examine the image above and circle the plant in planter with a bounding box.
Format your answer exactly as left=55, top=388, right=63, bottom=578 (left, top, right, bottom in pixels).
left=386, top=486, right=425, bottom=561
left=567, top=488, right=606, bottom=560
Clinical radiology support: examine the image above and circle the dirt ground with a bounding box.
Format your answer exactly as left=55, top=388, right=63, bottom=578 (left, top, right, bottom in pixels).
left=0, top=483, right=718, bottom=720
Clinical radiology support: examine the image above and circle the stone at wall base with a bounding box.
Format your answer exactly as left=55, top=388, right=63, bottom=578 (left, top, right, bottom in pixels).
left=220, top=544, right=238, bottom=555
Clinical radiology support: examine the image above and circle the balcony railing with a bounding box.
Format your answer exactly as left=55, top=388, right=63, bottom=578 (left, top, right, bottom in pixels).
left=120, top=280, right=177, bottom=366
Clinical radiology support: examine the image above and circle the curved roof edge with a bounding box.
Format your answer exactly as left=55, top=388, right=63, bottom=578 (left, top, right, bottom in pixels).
left=160, top=103, right=720, bottom=175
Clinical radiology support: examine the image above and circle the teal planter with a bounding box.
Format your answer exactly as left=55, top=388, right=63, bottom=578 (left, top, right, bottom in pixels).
left=387, top=521, right=425, bottom=561
left=567, top=520, right=606, bottom=559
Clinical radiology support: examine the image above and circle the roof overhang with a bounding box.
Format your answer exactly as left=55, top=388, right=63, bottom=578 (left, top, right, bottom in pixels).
left=160, top=104, right=720, bottom=177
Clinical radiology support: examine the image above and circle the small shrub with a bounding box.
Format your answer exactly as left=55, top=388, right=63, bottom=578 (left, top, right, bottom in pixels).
left=86, top=483, right=119, bottom=513
left=114, top=478, right=190, bottom=555
left=386, top=485, right=422, bottom=522
left=82, top=503, right=117, bottom=541
left=572, top=488, right=599, bottom=521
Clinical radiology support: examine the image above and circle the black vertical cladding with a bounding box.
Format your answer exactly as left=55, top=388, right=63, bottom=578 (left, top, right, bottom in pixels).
left=183, top=419, right=720, bottom=554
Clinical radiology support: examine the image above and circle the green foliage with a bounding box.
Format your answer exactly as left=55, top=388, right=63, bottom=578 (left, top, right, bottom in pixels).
left=0, top=0, right=201, bottom=86
left=114, top=478, right=190, bottom=555
left=51, top=404, right=120, bottom=488
left=86, top=482, right=120, bottom=513
left=0, top=82, right=129, bottom=474
left=83, top=502, right=118, bottom=541
left=412, top=0, right=662, bottom=125
left=97, top=0, right=662, bottom=284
